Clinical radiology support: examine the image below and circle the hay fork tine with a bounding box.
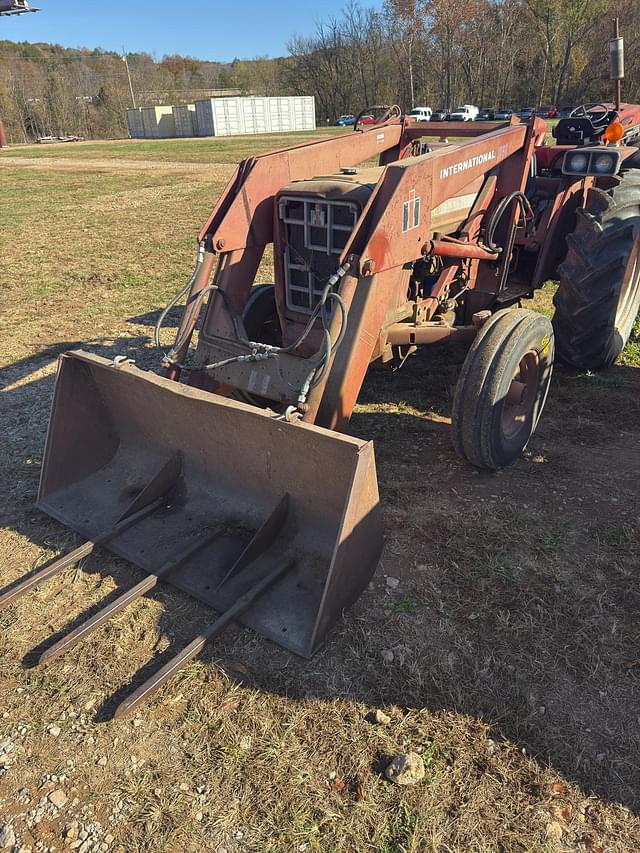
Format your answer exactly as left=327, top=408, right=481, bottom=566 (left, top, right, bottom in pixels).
left=0, top=454, right=182, bottom=613
left=37, top=525, right=224, bottom=667
left=113, top=558, right=295, bottom=719
left=0, top=500, right=162, bottom=612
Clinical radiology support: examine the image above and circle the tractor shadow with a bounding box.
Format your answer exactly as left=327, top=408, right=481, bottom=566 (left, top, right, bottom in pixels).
left=2, top=339, right=640, bottom=812
left=347, top=352, right=640, bottom=812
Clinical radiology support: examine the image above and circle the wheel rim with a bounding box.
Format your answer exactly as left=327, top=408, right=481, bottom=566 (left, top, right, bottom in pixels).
left=617, top=239, right=640, bottom=330
left=501, top=350, right=540, bottom=440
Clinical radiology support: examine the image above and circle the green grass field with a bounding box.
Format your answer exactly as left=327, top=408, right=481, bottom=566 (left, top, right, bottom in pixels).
left=0, top=132, right=639, bottom=853
left=1, top=127, right=346, bottom=162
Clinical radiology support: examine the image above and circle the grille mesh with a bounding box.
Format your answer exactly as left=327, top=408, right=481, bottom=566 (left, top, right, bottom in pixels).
left=280, top=196, right=359, bottom=313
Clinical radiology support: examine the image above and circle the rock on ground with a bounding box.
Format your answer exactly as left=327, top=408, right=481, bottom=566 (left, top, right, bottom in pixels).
left=0, top=824, right=15, bottom=849
left=371, top=709, right=391, bottom=725
left=48, top=788, right=68, bottom=808
left=385, top=752, right=425, bottom=785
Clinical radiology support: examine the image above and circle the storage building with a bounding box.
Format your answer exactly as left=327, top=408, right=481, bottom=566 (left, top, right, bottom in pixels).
left=195, top=95, right=315, bottom=138
left=128, top=96, right=315, bottom=139
left=173, top=104, right=198, bottom=137
left=126, top=108, right=145, bottom=139
left=141, top=106, right=176, bottom=139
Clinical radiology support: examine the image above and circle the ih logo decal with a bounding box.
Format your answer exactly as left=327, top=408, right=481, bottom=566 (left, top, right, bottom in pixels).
left=402, top=189, right=421, bottom=233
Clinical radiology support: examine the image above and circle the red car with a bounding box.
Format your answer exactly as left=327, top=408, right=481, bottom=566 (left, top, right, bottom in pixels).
left=536, top=105, right=558, bottom=118
left=358, top=115, right=376, bottom=125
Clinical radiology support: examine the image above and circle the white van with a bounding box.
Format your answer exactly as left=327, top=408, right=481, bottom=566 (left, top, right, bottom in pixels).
left=449, top=105, right=479, bottom=122
left=408, top=106, right=432, bottom=122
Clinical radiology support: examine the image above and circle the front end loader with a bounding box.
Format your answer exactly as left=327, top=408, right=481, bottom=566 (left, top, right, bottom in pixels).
left=9, top=97, right=640, bottom=715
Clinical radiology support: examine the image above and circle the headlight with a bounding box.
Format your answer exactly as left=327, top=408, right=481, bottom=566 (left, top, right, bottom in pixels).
left=562, top=147, right=621, bottom=176
left=566, top=153, right=588, bottom=172
left=593, top=153, right=616, bottom=173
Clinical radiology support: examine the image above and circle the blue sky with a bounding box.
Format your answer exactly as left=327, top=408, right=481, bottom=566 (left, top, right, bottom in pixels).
left=1, top=0, right=367, bottom=61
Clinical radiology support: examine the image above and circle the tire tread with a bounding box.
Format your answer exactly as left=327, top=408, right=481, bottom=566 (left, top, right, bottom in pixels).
left=552, top=169, right=640, bottom=370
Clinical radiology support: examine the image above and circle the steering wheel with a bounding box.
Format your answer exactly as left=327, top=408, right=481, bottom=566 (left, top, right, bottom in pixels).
left=569, top=103, right=612, bottom=126
left=376, top=104, right=402, bottom=124
left=353, top=104, right=401, bottom=131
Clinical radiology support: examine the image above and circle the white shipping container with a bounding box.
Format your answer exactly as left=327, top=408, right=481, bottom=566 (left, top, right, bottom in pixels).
left=173, top=104, right=197, bottom=137
left=268, top=97, right=294, bottom=133
left=292, top=96, right=316, bottom=131
left=141, top=106, right=176, bottom=138
left=126, top=108, right=144, bottom=139
left=211, top=97, right=244, bottom=136
left=241, top=97, right=271, bottom=135
left=194, top=95, right=315, bottom=137
left=195, top=97, right=245, bottom=136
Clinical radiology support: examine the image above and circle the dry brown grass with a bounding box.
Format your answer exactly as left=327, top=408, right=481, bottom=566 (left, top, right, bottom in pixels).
left=1, top=136, right=639, bottom=853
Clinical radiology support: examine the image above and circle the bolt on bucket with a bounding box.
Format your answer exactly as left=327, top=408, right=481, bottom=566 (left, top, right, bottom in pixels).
left=35, top=351, right=383, bottom=662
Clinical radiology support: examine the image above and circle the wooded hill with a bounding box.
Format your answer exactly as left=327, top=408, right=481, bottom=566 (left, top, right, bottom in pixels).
left=1, top=0, right=639, bottom=142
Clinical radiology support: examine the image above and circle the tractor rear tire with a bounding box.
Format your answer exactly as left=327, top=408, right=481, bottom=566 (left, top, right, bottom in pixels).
left=552, top=170, right=640, bottom=370
left=452, top=308, right=554, bottom=470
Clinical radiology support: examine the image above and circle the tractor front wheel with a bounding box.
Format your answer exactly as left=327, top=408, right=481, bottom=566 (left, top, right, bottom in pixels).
left=452, top=309, right=554, bottom=469
left=552, top=170, right=640, bottom=370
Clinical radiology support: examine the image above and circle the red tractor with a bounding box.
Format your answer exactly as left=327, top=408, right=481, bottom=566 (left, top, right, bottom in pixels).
left=7, top=95, right=640, bottom=716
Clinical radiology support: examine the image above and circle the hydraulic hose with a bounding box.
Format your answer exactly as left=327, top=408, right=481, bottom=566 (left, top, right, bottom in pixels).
left=156, top=254, right=351, bottom=409
left=485, top=191, right=533, bottom=253
left=154, top=245, right=205, bottom=351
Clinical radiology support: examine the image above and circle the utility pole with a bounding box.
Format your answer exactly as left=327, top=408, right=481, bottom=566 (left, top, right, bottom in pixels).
left=122, top=50, right=136, bottom=109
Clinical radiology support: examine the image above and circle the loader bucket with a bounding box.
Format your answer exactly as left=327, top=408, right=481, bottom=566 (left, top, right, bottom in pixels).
left=36, top=351, right=383, bottom=659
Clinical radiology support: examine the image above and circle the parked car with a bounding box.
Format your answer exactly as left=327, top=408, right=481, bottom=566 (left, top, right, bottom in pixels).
left=494, top=108, right=513, bottom=120
left=358, top=114, right=376, bottom=125
left=477, top=108, right=497, bottom=121
left=557, top=105, right=574, bottom=118
left=408, top=106, right=432, bottom=122
left=334, top=115, right=355, bottom=126
left=448, top=104, right=479, bottom=121
left=516, top=106, right=536, bottom=120
left=431, top=109, right=448, bottom=121
left=536, top=105, right=557, bottom=118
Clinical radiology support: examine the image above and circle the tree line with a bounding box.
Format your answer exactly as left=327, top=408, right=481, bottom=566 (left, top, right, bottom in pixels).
left=1, top=0, right=639, bottom=142
left=285, top=0, right=640, bottom=123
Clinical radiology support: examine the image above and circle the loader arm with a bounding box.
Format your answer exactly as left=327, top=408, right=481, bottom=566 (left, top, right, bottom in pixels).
left=343, top=122, right=530, bottom=273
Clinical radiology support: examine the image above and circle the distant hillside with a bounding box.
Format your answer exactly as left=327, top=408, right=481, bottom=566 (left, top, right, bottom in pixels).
left=0, top=39, right=288, bottom=141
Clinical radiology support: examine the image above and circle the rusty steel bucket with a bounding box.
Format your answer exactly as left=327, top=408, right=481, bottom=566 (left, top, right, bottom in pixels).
left=32, top=351, right=382, bottom=675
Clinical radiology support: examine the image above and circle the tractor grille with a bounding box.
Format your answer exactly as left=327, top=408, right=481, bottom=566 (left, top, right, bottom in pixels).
left=279, top=196, right=359, bottom=313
